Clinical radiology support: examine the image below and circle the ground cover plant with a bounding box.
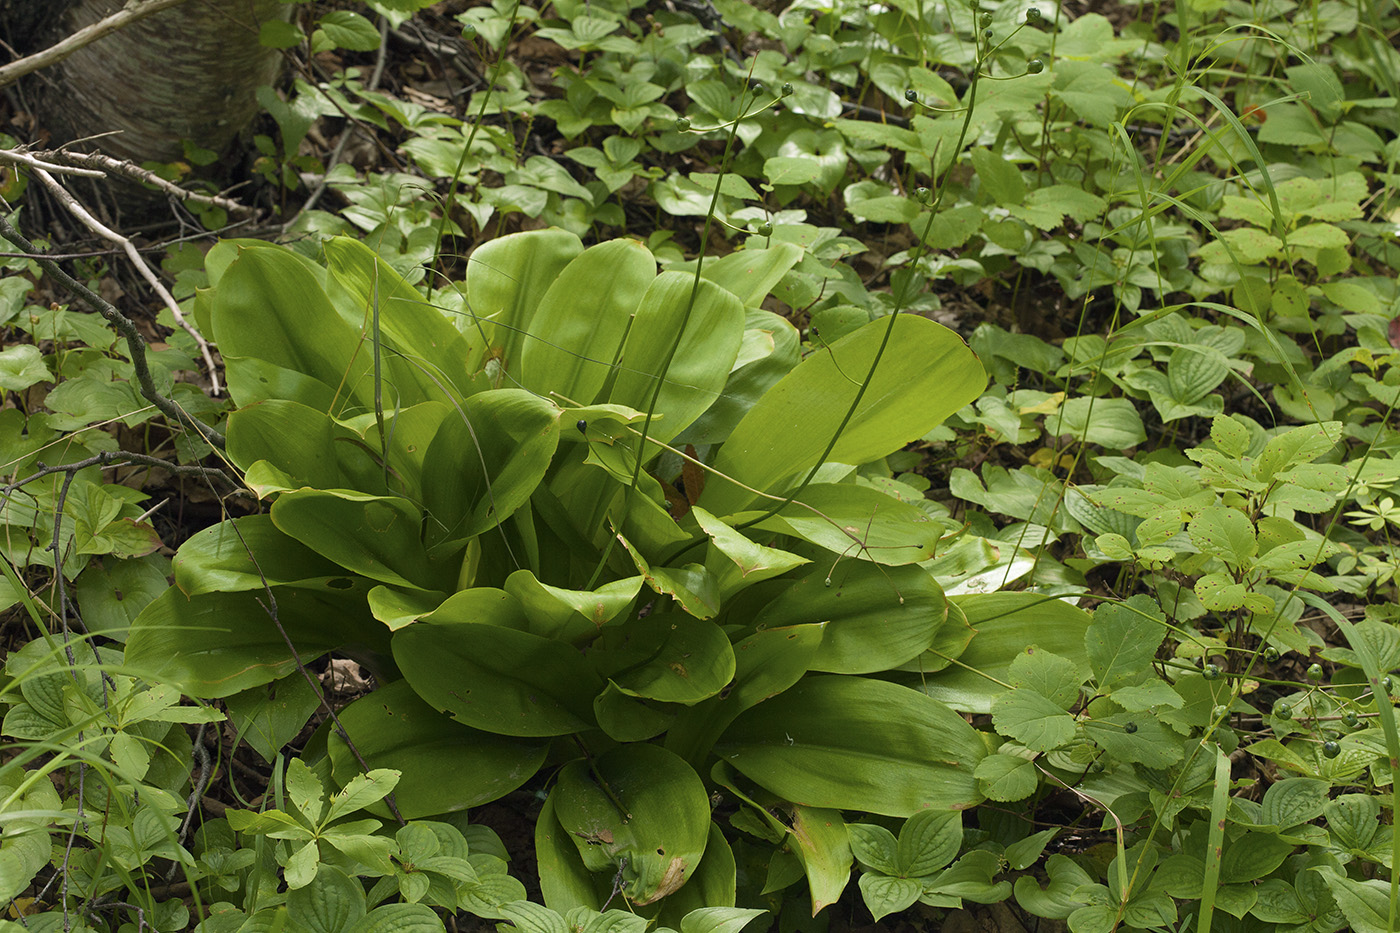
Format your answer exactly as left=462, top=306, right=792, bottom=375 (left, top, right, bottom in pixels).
left=0, top=0, right=1398, bottom=931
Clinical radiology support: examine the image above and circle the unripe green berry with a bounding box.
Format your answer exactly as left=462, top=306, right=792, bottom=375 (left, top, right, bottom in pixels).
left=750, top=81, right=763, bottom=94
left=1263, top=647, right=1280, bottom=663
left=1212, top=705, right=1230, bottom=720
left=1026, top=7, right=1042, bottom=22
left=781, top=82, right=794, bottom=97
left=1306, top=663, right=1324, bottom=682
left=1323, top=740, right=1341, bottom=759
left=905, top=88, right=918, bottom=102
left=1203, top=663, right=1222, bottom=681
left=675, top=117, right=691, bottom=132
left=1384, top=676, right=1394, bottom=692
left=1124, top=721, right=1138, bottom=734
left=980, top=12, right=993, bottom=27
left=1343, top=711, right=1360, bottom=727
left=1026, top=59, right=1044, bottom=75
left=915, top=186, right=931, bottom=203
left=757, top=221, right=773, bottom=236
left=461, top=23, right=477, bottom=40
left=1274, top=700, right=1293, bottom=720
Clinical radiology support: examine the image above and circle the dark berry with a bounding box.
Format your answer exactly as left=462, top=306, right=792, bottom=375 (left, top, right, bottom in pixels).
left=781, top=82, right=794, bottom=97
left=1274, top=701, right=1293, bottom=720
left=1343, top=712, right=1360, bottom=728
left=983, top=27, right=993, bottom=37
left=1203, top=663, right=1222, bottom=681
left=1124, top=722, right=1138, bottom=734
left=675, top=117, right=691, bottom=132
left=576, top=420, right=588, bottom=435
left=905, top=88, right=918, bottom=102
left=1263, top=647, right=1280, bottom=663
left=1026, top=7, right=1042, bottom=22
left=1026, top=59, right=1044, bottom=75
left=1323, top=741, right=1341, bottom=759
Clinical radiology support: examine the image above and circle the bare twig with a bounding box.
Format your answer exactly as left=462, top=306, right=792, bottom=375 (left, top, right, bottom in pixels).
left=30, top=148, right=259, bottom=217
left=31, top=166, right=223, bottom=394
left=1, top=450, right=243, bottom=500
left=0, top=147, right=105, bottom=178
left=0, top=211, right=225, bottom=448
left=0, top=0, right=193, bottom=89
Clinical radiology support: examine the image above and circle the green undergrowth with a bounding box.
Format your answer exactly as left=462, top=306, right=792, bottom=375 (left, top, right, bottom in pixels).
left=1, top=0, right=1399, bottom=931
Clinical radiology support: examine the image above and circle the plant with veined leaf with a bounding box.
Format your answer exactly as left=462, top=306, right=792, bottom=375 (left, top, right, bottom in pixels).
left=123, top=226, right=989, bottom=918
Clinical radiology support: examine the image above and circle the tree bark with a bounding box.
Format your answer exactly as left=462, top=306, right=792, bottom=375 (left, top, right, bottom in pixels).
left=28, top=0, right=288, bottom=166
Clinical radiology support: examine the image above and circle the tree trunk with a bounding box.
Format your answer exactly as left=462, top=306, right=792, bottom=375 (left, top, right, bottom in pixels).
left=30, top=0, right=287, bottom=166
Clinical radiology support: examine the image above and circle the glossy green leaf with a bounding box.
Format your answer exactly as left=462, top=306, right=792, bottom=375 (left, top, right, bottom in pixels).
left=329, top=680, right=546, bottom=818
left=715, top=675, right=985, bottom=816
left=592, top=682, right=677, bottom=741
left=608, top=271, right=746, bottom=447
left=752, top=483, right=941, bottom=565
left=1187, top=506, right=1257, bottom=568
left=1086, top=596, right=1165, bottom=690
left=666, top=623, right=824, bottom=766
left=506, top=570, right=642, bottom=642
left=520, top=239, right=656, bottom=404
left=698, top=244, right=804, bottom=308
left=752, top=561, right=943, bottom=674
left=466, top=228, right=584, bottom=373
left=272, top=489, right=447, bottom=591
left=858, top=874, right=922, bottom=921
left=323, top=237, right=476, bottom=401
left=172, top=516, right=348, bottom=597
left=393, top=622, right=602, bottom=736
left=691, top=506, right=809, bottom=594
left=588, top=612, right=734, bottom=705
left=420, top=389, right=561, bottom=552
left=702, top=315, right=984, bottom=514
left=787, top=806, right=852, bottom=912
left=419, top=586, right=530, bottom=629
left=918, top=594, right=1092, bottom=714
left=552, top=744, right=711, bottom=906
left=347, top=904, right=448, bottom=933
left=227, top=399, right=346, bottom=488
left=287, top=866, right=366, bottom=933
left=210, top=243, right=366, bottom=410
left=125, top=583, right=386, bottom=698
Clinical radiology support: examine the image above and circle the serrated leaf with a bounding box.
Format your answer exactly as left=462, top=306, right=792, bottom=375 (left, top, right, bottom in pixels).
left=974, top=753, right=1037, bottom=802
left=991, top=689, right=1076, bottom=752
left=1007, top=648, right=1085, bottom=709
left=1086, top=596, right=1163, bottom=690
left=1187, top=506, right=1257, bottom=567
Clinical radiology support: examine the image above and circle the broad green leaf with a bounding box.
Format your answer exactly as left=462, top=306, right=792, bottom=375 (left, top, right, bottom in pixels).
left=552, top=744, right=711, bottom=906
left=899, top=809, right=962, bottom=876
left=286, top=866, right=367, bottom=933
left=1187, top=506, right=1257, bottom=568
left=715, top=676, right=985, bottom=816
left=1210, top=415, right=1250, bottom=458
left=285, top=757, right=327, bottom=826
left=970, top=148, right=1026, bottom=206
left=467, top=228, right=584, bottom=373
left=1014, top=854, right=1095, bottom=919
left=1083, top=715, right=1183, bottom=767
left=393, top=622, right=602, bottom=736
left=224, top=671, right=320, bottom=763
left=678, top=907, right=766, bottom=933
left=420, top=587, right=530, bottom=629
left=858, top=874, right=922, bottom=922
left=1086, top=596, right=1164, bottom=690
left=920, top=594, right=1091, bottom=714
left=589, top=612, right=735, bottom=705
left=787, top=806, right=852, bottom=912
left=174, top=514, right=347, bottom=596
left=506, top=570, right=642, bottom=642
left=991, top=689, right=1076, bottom=752
left=520, top=240, right=656, bottom=404
left=1255, top=422, right=1343, bottom=483
left=535, top=795, right=607, bottom=912
left=323, top=237, right=477, bottom=401
left=210, top=243, right=368, bottom=410
left=593, top=682, right=676, bottom=742
left=1260, top=777, right=1329, bottom=829
left=1219, top=833, right=1294, bottom=884
left=125, top=583, right=385, bottom=698
left=974, top=753, right=1037, bottom=802
left=848, top=824, right=899, bottom=875
left=653, top=826, right=739, bottom=926
left=702, top=315, right=984, bottom=515
left=691, top=507, right=809, bottom=592
left=608, top=271, right=746, bottom=447
left=751, top=562, right=943, bottom=674
left=347, top=904, right=448, bottom=933
left=0, top=345, right=51, bottom=391
left=329, top=681, right=545, bottom=818
left=226, top=399, right=346, bottom=488
left=752, top=483, right=942, bottom=566
left=1048, top=397, right=1146, bottom=448
left=665, top=623, right=824, bottom=766
left=1006, top=647, right=1085, bottom=708
left=272, top=489, right=447, bottom=591
left=420, top=389, right=561, bottom=552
